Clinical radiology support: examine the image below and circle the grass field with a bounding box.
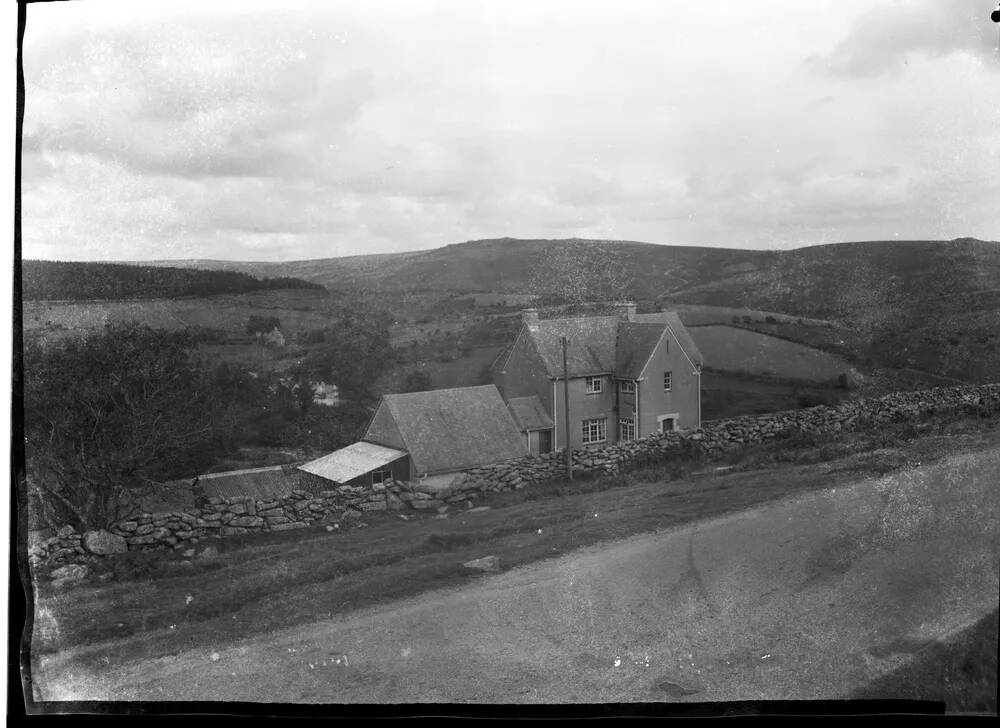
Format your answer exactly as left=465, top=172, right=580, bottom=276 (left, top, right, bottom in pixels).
left=688, top=325, right=851, bottom=382
left=378, top=344, right=501, bottom=392
left=456, top=292, right=537, bottom=308
left=701, top=372, right=850, bottom=419
left=23, top=289, right=339, bottom=338
left=671, top=303, right=836, bottom=327
left=29, top=416, right=1000, bottom=679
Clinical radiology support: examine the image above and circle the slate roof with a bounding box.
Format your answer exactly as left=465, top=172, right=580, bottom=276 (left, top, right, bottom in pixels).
left=615, top=322, right=668, bottom=379
left=527, top=316, right=620, bottom=377
left=197, top=466, right=295, bottom=500
left=297, top=442, right=407, bottom=484
left=633, top=311, right=706, bottom=367
left=366, top=385, right=527, bottom=474
left=519, top=311, right=705, bottom=378
left=506, top=395, right=555, bottom=431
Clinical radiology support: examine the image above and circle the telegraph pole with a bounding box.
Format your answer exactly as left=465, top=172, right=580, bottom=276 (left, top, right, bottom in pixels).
left=562, top=336, right=572, bottom=480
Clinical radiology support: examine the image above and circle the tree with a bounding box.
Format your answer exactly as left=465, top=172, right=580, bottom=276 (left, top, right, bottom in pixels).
left=23, top=323, right=237, bottom=530
left=246, top=315, right=281, bottom=336
left=529, top=241, right=635, bottom=306
left=400, top=369, right=432, bottom=393
left=300, top=311, right=394, bottom=400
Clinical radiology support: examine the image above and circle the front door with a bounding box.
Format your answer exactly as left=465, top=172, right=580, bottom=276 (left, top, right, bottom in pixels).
left=538, top=429, right=553, bottom=454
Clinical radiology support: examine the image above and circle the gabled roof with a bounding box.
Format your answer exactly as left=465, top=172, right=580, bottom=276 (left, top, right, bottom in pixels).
left=633, top=311, right=706, bottom=367
left=197, top=466, right=295, bottom=500
left=524, top=316, right=620, bottom=377
left=518, top=311, right=705, bottom=378
left=506, top=395, right=554, bottom=431
left=298, top=442, right=407, bottom=484
left=615, top=323, right=668, bottom=379
left=366, top=385, right=527, bottom=474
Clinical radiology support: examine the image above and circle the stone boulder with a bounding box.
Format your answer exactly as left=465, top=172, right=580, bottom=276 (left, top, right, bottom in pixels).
left=82, top=530, right=128, bottom=555
left=463, top=555, right=500, bottom=572
left=197, top=545, right=220, bottom=560
left=50, top=563, right=89, bottom=584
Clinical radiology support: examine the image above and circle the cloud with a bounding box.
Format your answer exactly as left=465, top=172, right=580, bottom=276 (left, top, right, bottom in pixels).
left=810, top=0, right=1000, bottom=78
left=19, top=1, right=1000, bottom=261
left=24, top=17, right=376, bottom=180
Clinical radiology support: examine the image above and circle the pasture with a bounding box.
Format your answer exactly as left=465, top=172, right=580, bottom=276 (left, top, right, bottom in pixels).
left=688, top=324, right=851, bottom=382
left=455, top=292, right=538, bottom=308
left=670, top=303, right=837, bottom=327
left=700, top=372, right=849, bottom=420
left=22, top=289, right=339, bottom=338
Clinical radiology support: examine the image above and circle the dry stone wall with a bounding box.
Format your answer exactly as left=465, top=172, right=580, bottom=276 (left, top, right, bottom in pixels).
left=462, top=382, right=1000, bottom=490
left=28, top=382, right=1000, bottom=569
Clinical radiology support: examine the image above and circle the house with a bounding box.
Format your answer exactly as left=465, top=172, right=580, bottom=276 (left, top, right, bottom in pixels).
left=312, top=382, right=340, bottom=407
left=261, top=327, right=285, bottom=348
left=297, top=384, right=528, bottom=487
left=491, top=303, right=704, bottom=452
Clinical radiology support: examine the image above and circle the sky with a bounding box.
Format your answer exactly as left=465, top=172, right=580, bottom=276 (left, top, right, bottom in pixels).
left=20, top=0, right=1000, bottom=261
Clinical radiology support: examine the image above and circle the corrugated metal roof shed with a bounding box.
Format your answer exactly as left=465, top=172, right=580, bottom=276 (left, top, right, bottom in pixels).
left=297, top=442, right=408, bottom=484
left=197, top=466, right=295, bottom=500
left=506, top=395, right=554, bottom=432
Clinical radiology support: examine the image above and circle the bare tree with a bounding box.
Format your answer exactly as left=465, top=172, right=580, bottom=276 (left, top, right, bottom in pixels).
left=22, top=324, right=233, bottom=530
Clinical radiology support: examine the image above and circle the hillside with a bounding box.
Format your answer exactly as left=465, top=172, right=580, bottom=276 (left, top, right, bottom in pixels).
left=22, top=260, right=324, bottom=301
left=136, top=238, right=775, bottom=297
left=133, top=237, right=1000, bottom=318
left=30, top=236, right=1000, bottom=383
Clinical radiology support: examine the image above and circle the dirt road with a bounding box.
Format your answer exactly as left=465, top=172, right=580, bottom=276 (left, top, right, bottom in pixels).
left=34, top=446, right=1000, bottom=704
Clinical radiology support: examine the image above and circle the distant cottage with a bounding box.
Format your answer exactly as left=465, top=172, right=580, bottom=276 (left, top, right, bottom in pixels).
left=491, top=303, right=704, bottom=453
left=312, top=382, right=340, bottom=407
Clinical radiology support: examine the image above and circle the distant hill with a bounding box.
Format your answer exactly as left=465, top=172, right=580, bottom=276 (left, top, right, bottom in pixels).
left=127, top=236, right=1000, bottom=382
left=21, top=260, right=325, bottom=301
left=133, top=236, right=1000, bottom=318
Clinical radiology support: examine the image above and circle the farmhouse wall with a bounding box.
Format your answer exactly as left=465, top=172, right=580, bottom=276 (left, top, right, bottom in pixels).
left=636, top=330, right=701, bottom=433
left=28, top=382, right=1000, bottom=569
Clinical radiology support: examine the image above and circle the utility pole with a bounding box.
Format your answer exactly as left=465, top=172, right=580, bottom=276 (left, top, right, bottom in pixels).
left=562, top=336, right=572, bottom=480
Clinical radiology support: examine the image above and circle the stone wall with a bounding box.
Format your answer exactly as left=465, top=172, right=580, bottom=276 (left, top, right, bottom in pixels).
left=28, top=382, right=1000, bottom=569
left=460, top=382, right=1000, bottom=490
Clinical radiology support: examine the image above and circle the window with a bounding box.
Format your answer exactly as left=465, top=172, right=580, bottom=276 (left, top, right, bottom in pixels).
left=659, top=418, right=675, bottom=433
left=585, top=376, right=603, bottom=394
left=581, top=417, right=607, bottom=444
left=663, top=371, right=672, bottom=391
left=372, top=468, right=392, bottom=485
left=619, top=380, right=635, bottom=394
left=619, top=417, right=636, bottom=441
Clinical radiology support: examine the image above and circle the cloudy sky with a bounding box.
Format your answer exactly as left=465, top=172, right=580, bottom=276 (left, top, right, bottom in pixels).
left=20, top=0, right=1000, bottom=261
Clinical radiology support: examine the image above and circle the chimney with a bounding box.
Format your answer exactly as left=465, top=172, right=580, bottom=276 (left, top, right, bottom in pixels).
left=616, top=302, right=636, bottom=322
left=521, top=308, right=540, bottom=330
